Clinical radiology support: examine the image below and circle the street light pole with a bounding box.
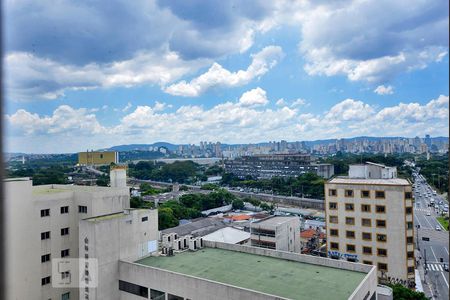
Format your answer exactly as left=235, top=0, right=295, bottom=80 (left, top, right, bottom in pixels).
left=416, top=225, right=420, bottom=251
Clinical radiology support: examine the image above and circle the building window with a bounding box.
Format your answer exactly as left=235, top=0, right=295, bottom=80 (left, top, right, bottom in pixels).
left=119, top=280, right=148, bottom=298
left=345, top=190, right=354, bottom=197
left=362, top=218, right=372, bottom=227
left=41, top=276, right=51, bottom=286
left=61, top=271, right=70, bottom=280
left=41, top=209, right=50, bottom=217
left=330, top=242, right=339, bottom=250
left=363, top=246, right=372, bottom=255
left=41, top=231, right=51, bottom=240
left=361, top=190, right=370, bottom=198
left=377, top=248, right=387, bottom=257
left=150, top=289, right=165, bottom=300
left=78, top=206, right=87, bottom=213
left=405, top=192, right=412, bottom=199
left=375, top=191, right=385, bottom=199
left=362, top=232, right=372, bottom=240
left=376, top=219, right=386, bottom=228
left=346, top=244, right=356, bottom=252
left=376, top=234, right=387, bottom=242
left=346, top=231, right=355, bottom=238
left=407, top=251, right=414, bottom=258
left=361, top=204, right=371, bottom=212
left=141, top=216, right=148, bottom=222
left=407, top=222, right=414, bottom=229
left=168, top=294, right=184, bottom=300
left=329, top=202, right=338, bottom=210
left=375, top=205, right=386, bottom=213
left=406, top=207, right=413, bottom=214
left=329, top=215, right=338, bottom=223
left=61, top=249, right=70, bottom=257
left=378, top=263, right=388, bottom=272
left=61, top=292, right=70, bottom=300
left=330, top=229, right=339, bottom=236
left=363, top=260, right=373, bottom=265
left=345, top=203, right=354, bottom=211
left=41, top=254, right=51, bottom=263
left=60, top=206, right=69, bottom=214
left=407, top=236, right=414, bottom=244
left=407, top=266, right=415, bottom=274
left=61, top=228, right=69, bottom=236
left=345, top=217, right=355, bottom=225
left=328, top=189, right=337, bottom=196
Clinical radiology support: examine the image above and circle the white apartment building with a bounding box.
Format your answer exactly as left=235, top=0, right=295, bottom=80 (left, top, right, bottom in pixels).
left=3, top=168, right=158, bottom=300
left=325, top=162, right=415, bottom=286
left=250, top=216, right=300, bottom=253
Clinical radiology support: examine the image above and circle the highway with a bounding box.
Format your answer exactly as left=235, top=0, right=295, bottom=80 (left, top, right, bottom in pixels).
left=413, top=172, right=449, bottom=299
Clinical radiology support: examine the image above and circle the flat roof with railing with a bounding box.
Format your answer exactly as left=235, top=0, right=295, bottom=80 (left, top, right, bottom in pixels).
left=136, top=247, right=367, bottom=300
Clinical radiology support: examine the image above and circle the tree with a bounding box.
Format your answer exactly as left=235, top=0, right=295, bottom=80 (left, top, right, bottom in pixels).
left=232, top=199, right=245, bottom=210
left=388, top=284, right=427, bottom=300
left=158, top=207, right=179, bottom=230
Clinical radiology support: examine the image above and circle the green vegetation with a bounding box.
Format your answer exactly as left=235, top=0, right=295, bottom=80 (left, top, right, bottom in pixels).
left=96, top=174, right=109, bottom=186
left=222, top=172, right=326, bottom=199
left=140, top=183, right=171, bottom=195
left=204, top=165, right=224, bottom=176
left=231, top=198, right=245, bottom=210
left=128, top=160, right=202, bottom=183
left=130, top=196, right=154, bottom=209
left=415, top=155, right=448, bottom=194
left=157, top=189, right=237, bottom=230
left=200, top=183, right=219, bottom=190
left=388, top=284, right=427, bottom=300
left=7, top=164, right=72, bottom=185
left=437, top=216, right=449, bottom=231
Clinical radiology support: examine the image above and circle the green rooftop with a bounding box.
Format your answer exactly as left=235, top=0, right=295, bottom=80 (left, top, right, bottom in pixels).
left=136, top=247, right=366, bottom=300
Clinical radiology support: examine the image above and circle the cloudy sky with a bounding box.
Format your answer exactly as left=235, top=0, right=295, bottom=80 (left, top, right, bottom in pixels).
left=4, top=0, right=449, bottom=153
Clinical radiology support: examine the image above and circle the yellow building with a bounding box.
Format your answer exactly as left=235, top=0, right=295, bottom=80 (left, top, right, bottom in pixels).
left=78, top=151, right=118, bottom=166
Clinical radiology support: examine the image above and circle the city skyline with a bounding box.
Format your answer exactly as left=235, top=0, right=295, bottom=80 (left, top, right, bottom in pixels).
left=4, top=1, right=449, bottom=153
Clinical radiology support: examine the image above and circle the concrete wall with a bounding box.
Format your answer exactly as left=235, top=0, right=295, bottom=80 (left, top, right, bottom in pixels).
left=5, top=178, right=41, bottom=300
left=79, top=209, right=159, bottom=300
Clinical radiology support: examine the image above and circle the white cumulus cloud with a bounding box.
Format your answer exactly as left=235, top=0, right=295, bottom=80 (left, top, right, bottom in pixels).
left=164, top=46, right=284, bottom=97
left=374, top=85, right=394, bottom=95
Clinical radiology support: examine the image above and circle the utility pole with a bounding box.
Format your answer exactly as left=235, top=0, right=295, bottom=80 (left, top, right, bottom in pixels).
left=416, top=225, right=420, bottom=250
left=424, top=248, right=428, bottom=274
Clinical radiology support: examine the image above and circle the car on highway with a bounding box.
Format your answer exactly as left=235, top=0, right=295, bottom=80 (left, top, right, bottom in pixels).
left=444, top=264, right=449, bottom=272
left=436, top=226, right=442, bottom=231
left=426, top=212, right=431, bottom=216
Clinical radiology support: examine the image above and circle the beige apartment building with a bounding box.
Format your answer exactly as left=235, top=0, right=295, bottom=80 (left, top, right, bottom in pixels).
left=325, top=162, right=415, bottom=286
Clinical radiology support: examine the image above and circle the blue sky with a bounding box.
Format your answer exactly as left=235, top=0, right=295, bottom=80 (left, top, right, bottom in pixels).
left=4, top=0, right=449, bottom=153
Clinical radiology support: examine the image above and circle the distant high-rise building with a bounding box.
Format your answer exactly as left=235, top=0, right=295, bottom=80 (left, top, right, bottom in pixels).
left=424, top=134, right=432, bottom=148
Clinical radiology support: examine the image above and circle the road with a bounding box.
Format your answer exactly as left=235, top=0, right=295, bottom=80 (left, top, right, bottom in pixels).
left=413, top=172, right=449, bottom=299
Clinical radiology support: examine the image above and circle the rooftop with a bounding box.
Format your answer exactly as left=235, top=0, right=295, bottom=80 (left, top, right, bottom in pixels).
left=161, top=217, right=227, bottom=237
left=136, top=247, right=366, bottom=300
left=202, top=227, right=250, bottom=244
left=84, top=209, right=149, bottom=222
left=329, top=177, right=410, bottom=186
left=253, top=215, right=297, bottom=226
left=32, top=186, right=69, bottom=195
